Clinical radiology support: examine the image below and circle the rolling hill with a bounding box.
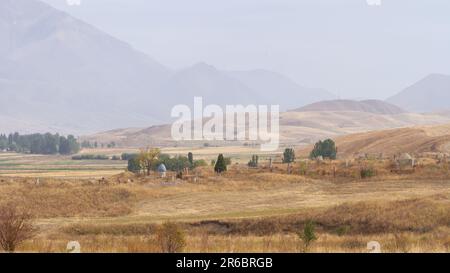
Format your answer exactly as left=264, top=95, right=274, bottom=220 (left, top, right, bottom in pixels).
left=329, top=124, right=450, bottom=157
left=82, top=108, right=450, bottom=148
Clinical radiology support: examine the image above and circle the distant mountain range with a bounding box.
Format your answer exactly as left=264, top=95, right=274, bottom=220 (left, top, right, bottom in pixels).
left=294, top=99, right=406, bottom=115
left=2, top=0, right=450, bottom=138
left=83, top=100, right=450, bottom=148
left=388, top=74, right=450, bottom=113
left=0, top=0, right=335, bottom=134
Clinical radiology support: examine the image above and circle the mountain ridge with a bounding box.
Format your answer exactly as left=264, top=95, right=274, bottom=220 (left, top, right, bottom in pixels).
left=387, top=73, right=450, bottom=112
left=0, top=0, right=334, bottom=134
left=294, top=99, right=406, bottom=115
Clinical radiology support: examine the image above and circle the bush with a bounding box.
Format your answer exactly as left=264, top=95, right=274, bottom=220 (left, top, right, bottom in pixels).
left=155, top=222, right=186, bottom=253
left=156, top=154, right=190, bottom=172
left=72, top=154, right=109, bottom=160
left=188, top=152, right=194, bottom=167
left=193, top=159, right=208, bottom=168
left=214, top=154, right=227, bottom=173
left=121, top=153, right=138, bottom=161
left=335, top=225, right=351, bottom=236
left=248, top=155, right=259, bottom=168
left=127, top=157, right=142, bottom=174
left=0, top=203, right=36, bottom=252
left=360, top=167, right=376, bottom=179
left=297, top=220, right=317, bottom=253
left=310, top=139, right=337, bottom=160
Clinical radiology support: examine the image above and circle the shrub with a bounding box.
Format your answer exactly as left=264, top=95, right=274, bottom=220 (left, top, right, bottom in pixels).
left=193, top=159, right=208, bottom=168
left=360, top=167, right=376, bottom=179
left=214, top=154, right=227, bottom=173
left=248, top=155, right=259, bottom=168
left=298, top=161, right=308, bottom=175
left=121, top=153, right=138, bottom=161
left=0, top=203, right=36, bottom=252
left=335, top=225, right=351, bottom=236
left=155, top=222, right=186, bottom=253
left=297, top=220, right=317, bottom=253
left=188, top=152, right=194, bottom=167
left=157, top=155, right=190, bottom=172
left=72, top=154, right=109, bottom=160
left=127, top=157, right=142, bottom=174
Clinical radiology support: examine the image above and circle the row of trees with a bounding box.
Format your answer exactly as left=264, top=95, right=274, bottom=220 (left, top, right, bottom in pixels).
left=81, top=141, right=116, bottom=149
left=126, top=139, right=337, bottom=175
left=281, top=138, right=337, bottom=164
left=127, top=149, right=208, bottom=174
left=0, top=133, right=80, bottom=155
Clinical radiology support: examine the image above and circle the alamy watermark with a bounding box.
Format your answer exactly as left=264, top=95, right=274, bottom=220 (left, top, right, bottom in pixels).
left=171, top=97, right=280, bottom=152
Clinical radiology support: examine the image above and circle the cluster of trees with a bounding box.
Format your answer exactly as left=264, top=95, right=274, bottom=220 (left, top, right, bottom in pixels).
left=127, top=149, right=208, bottom=174
left=0, top=133, right=80, bottom=155
left=310, top=139, right=337, bottom=160
left=72, top=154, right=109, bottom=160
left=80, top=141, right=116, bottom=149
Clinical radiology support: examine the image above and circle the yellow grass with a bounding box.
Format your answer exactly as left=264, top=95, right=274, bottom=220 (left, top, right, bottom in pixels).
left=1, top=152, right=450, bottom=253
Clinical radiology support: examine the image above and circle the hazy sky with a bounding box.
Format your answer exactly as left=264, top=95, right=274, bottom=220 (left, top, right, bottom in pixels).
left=41, top=0, right=450, bottom=99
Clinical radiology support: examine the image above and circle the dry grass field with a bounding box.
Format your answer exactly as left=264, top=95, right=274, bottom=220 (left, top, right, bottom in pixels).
left=0, top=151, right=449, bottom=253
left=320, top=124, right=450, bottom=158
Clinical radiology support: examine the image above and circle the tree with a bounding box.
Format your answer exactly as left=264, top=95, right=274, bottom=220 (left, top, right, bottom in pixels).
left=121, top=153, right=139, bottom=161
left=127, top=157, right=142, bottom=174
left=188, top=152, right=194, bottom=168
left=1, top=132, right=80, bottom=155
left=0, top=203, right=36, bottom=252
left=155, top=222, right=186, bottom=253
left=214, top=154, right=227, bottom=173
left=297, top=220, right=317, bottom=253
left=138, top=148, right=161, bottom=176
left=248, top=155, right=259, bottom=168
left=310, top=139, right=337, bottom=160
left=283, top=148, right=295, bottom=164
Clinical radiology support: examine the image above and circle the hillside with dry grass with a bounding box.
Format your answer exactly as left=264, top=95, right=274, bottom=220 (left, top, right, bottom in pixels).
left=0, top=157, right=449, bottom=253
left=329, top=124, right=450, bottom=157
left=82, top=111, right=450, bottom=147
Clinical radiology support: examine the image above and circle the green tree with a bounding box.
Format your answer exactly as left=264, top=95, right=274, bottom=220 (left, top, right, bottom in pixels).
left=283, top=148, right=295, bottom=164
left=127, top=157, right=142, bottom=174
left=188, top=152, right=194, bottom=168
left=310, top=139, right=337, bottom=160
left=214, top=154, right=227, bottom=173
left=138, top=148, right=161, bottom=176
left=297, top=220, right=317, bottom=253
left=248, top=155, right=259, bottom=167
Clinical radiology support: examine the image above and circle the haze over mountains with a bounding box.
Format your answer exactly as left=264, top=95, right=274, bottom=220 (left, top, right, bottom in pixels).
left=294, top=100, right=406, bottom=115
left=83, top=103, right=450, bottom=148
left=388, top=74, right=450, bottom=113
left=0, top=0, right=335, bottom=134
left=1, top=0, right=450, bottom=140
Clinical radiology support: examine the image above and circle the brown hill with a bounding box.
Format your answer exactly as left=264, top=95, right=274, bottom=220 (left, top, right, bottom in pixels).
left=83, top=111, right=450, bottom=148
left=325, top=124, right=450, bottom=158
